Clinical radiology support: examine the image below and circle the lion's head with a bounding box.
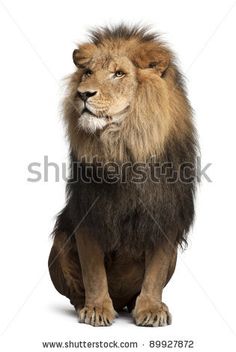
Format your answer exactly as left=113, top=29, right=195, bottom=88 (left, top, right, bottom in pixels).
left=64, top=25, right=193, bottom=162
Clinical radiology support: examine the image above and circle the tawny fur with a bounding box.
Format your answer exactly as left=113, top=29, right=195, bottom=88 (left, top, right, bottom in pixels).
left=49, top=25, right=197, bottom=327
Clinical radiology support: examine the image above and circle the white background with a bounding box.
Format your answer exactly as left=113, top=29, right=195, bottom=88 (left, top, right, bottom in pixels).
left=0, top=0, right=236, bottom=351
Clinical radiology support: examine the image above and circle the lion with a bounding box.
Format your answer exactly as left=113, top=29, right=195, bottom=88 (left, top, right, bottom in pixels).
left=48, top=25, right=197, bottom=327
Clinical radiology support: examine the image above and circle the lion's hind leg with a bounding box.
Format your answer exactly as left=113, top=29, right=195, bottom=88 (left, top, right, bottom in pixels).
left=48, top=232, right=85, bottom=311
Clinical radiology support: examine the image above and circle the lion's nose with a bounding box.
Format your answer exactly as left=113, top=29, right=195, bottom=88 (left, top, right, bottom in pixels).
left=77, top=90, right=97, bottom=101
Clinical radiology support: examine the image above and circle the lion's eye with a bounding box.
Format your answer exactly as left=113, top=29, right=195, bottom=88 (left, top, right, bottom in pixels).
left=83, top=69, right=92, bottom=77
left=149, top=62, right=157, bottom=68
left=114, top=70, right=125, bottom=78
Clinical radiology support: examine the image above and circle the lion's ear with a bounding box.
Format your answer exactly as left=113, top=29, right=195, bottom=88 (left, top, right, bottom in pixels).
left=72, top=49, right=80, bottom=67
left=72, top=44, right=97, bottom=67
left=134, top=45, right=170, bottom=76
left=148, top=49, right=170, bottom=76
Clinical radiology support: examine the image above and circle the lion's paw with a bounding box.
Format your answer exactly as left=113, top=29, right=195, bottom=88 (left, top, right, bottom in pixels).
left=133, top=300, right=172, bottom=327
left=78, top=304, right=116, bottom=327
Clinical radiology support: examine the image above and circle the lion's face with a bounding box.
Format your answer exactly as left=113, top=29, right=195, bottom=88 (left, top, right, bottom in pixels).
left=74, top=53, right=138, bottom=133
left=69, top=34, right=171, bottom=134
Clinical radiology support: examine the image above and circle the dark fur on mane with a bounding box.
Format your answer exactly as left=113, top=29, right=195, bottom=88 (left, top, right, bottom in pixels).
left=53, top=132, right=196, bottom=255
left=88, top=24, right=159, bottom=44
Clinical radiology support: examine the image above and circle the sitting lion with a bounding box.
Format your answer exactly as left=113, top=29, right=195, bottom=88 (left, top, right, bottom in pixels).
left=48, top=25, right=197, bottom=327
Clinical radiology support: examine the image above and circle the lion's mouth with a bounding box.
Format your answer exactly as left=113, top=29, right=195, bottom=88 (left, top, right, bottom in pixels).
left=82, top=107, right=99, bottom=117
left=81, top=106, right=129, bottom=120
left=81, top=106, right=110, bottom=120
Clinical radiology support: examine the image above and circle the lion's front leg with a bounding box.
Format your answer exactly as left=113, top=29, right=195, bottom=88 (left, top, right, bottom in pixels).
left=133, top=240, right=177, bottom=327
left=75, top=229, right=116, bottom=327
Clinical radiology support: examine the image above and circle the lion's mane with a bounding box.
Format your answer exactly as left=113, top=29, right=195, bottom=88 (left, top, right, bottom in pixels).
left=53, top=25, right=197, bottom=255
